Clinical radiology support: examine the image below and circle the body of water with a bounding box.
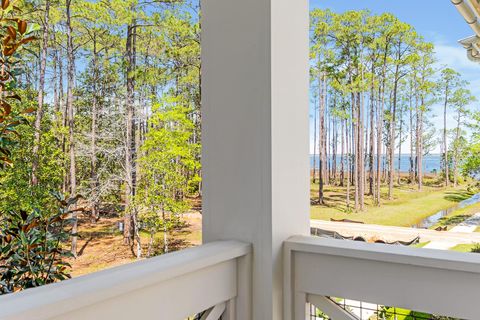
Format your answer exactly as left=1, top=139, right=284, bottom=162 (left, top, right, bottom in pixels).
left=413, top=193, right=480, bottom=229
left=310, top=154, right=441, bottom=174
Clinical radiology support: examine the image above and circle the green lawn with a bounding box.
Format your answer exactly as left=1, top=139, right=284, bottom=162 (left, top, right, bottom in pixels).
left=310, top=183, right=477, bottom=227
left=450, top=243, right=478, bottom=253
left=412, top=241, right=430, bottom=248
left=380, top=307, right=431, bottom=320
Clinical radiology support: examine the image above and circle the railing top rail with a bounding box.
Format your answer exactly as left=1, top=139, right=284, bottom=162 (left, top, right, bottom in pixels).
left=285, top=235, right=480, bottom=319
left=286, top=235, right=480, bottom=274
left=0, top=240, right=251, bottom=320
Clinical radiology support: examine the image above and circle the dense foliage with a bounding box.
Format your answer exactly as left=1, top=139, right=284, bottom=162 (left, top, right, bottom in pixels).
left=0, top=0, right=201, bottom=264
left=0, top=0, right=79, bottom=295
left=0, top=0, right=37, bottom=168
left=0, top=194, right=77, bottom=294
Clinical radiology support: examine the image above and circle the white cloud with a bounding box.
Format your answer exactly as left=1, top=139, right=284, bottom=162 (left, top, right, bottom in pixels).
left=434, top=42, right=480, bottom=100
left=434, top=43, right=480, bottom=72
left=418, top=42, right=480, bottom=153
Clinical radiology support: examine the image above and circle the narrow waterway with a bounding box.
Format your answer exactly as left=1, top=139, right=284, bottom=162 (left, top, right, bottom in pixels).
left=413, top=193, right=480, bottom=228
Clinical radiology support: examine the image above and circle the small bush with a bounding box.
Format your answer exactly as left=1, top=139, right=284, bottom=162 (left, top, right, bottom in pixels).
left=470, top=243, right=480, bottom=253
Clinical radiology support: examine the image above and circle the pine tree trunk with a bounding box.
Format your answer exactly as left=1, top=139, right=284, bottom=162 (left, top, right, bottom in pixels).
left=66, top=0, right=77, bottom=257
left=59, top=48, right=67, bottom=194
left=313, top=96, right=317, bottom=184
left=326, top=106, right=331, bottom=184
left=53, top=47, right=59, bottom=119
left=352, top=92, right=359, bottom=211
left=376, top=50, right=388, bottom=206
left=453, top=111, right=461, bottom=187
left=124, top=21, right=139, bottom=255
left=31, top=0, right=51, bottom=186
left=340, top=119, right=345, bottom=187
left=409, top=94, right=414, bottom=184
left=389, top=68, right=399, bottom=201
left=322, top=77, right=327, bottom=185
left=443, top=87, right=449, bottom=187
left=318, top=73, right=325, bottom=205
left=397, top=106, right=403, bottom=185
left=368, top=74, right=375, bottom=197
left=376, top=87, right=383, bottom=206
left=332, top=116, right=337, bottom=183
left=90, top=37, right=99, bottom=222
left=358, top=92, right=365, bottom=211
left=346, top=117, right=350, bottom=209
left=416, top=90, right=424, bottom=190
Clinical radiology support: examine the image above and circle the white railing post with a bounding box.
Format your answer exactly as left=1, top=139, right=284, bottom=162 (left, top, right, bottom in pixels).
left=201, top=0, right=310, bottom=319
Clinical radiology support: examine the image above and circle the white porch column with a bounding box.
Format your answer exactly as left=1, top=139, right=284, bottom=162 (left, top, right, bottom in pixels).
left=201, top=0, right=310, bottom=319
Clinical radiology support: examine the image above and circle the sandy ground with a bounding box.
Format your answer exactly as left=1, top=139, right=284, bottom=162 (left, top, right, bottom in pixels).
left=69, top=211, right=203, bottom=277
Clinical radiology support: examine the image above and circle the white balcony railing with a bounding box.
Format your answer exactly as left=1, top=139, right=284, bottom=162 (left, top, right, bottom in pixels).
left=3, top=235, right=480, bottom=320
left=0, top=241, right=251, bottom=320
left=284, top=235, right=480, bottom=320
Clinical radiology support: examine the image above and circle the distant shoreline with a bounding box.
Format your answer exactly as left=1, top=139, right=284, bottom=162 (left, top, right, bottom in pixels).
left=310, top=154, right=442, bottom=174
left=309, top=169, right=437, bottom=176
left=309, top=153, right=442, bottom=156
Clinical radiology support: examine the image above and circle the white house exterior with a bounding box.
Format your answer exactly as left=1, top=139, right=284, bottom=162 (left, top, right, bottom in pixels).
left=453, top=0, right=480, bottom=62
left=1, top=1, right=480, bottom=319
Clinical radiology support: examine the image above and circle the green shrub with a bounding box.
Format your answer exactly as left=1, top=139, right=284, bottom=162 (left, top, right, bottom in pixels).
left=470, top=243, right=480, bottom=253
left=0, top=193, right=78, bottom=295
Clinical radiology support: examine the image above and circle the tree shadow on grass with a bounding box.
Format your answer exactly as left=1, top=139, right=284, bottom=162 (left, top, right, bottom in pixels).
left=311, top=191, right=361, bottom=214
left=436, top=214, right=470, bottom=227
left=78, top=237, right=93, bottom=256
left=443, top=190, right=475, bottom=202
left=156, top=238, right=192, bottom=254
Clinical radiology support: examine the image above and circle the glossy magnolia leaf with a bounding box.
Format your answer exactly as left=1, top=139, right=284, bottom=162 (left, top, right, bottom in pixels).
left=3, top=45, right=17, bottom=57
left=6, top=26, right=16, bottom=40
left=0, top=156, right=13, bottom=166
left=1, top=0, right=9, bottom=10
left=22, top=107, right=36, bottom=114
left=1, top=102, right=12, bottom=115
left=6, top=94, right=21, bottom=101
left=17, top=20, right=26, bottom=35
left=3, top=35, right=11, bottom=46
left=19, top=36, right=37, bottom=45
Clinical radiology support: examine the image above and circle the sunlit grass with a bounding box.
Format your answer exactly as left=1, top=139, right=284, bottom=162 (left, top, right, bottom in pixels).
left=310, top=180, right=475, bottom=227
left=412, top=241, right=430, bottom=248
left=450, top=243, right=478, bottom=253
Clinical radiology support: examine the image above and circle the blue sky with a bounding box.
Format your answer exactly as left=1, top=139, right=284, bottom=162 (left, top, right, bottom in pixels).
left=309, top=0, right=480, bottom=153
